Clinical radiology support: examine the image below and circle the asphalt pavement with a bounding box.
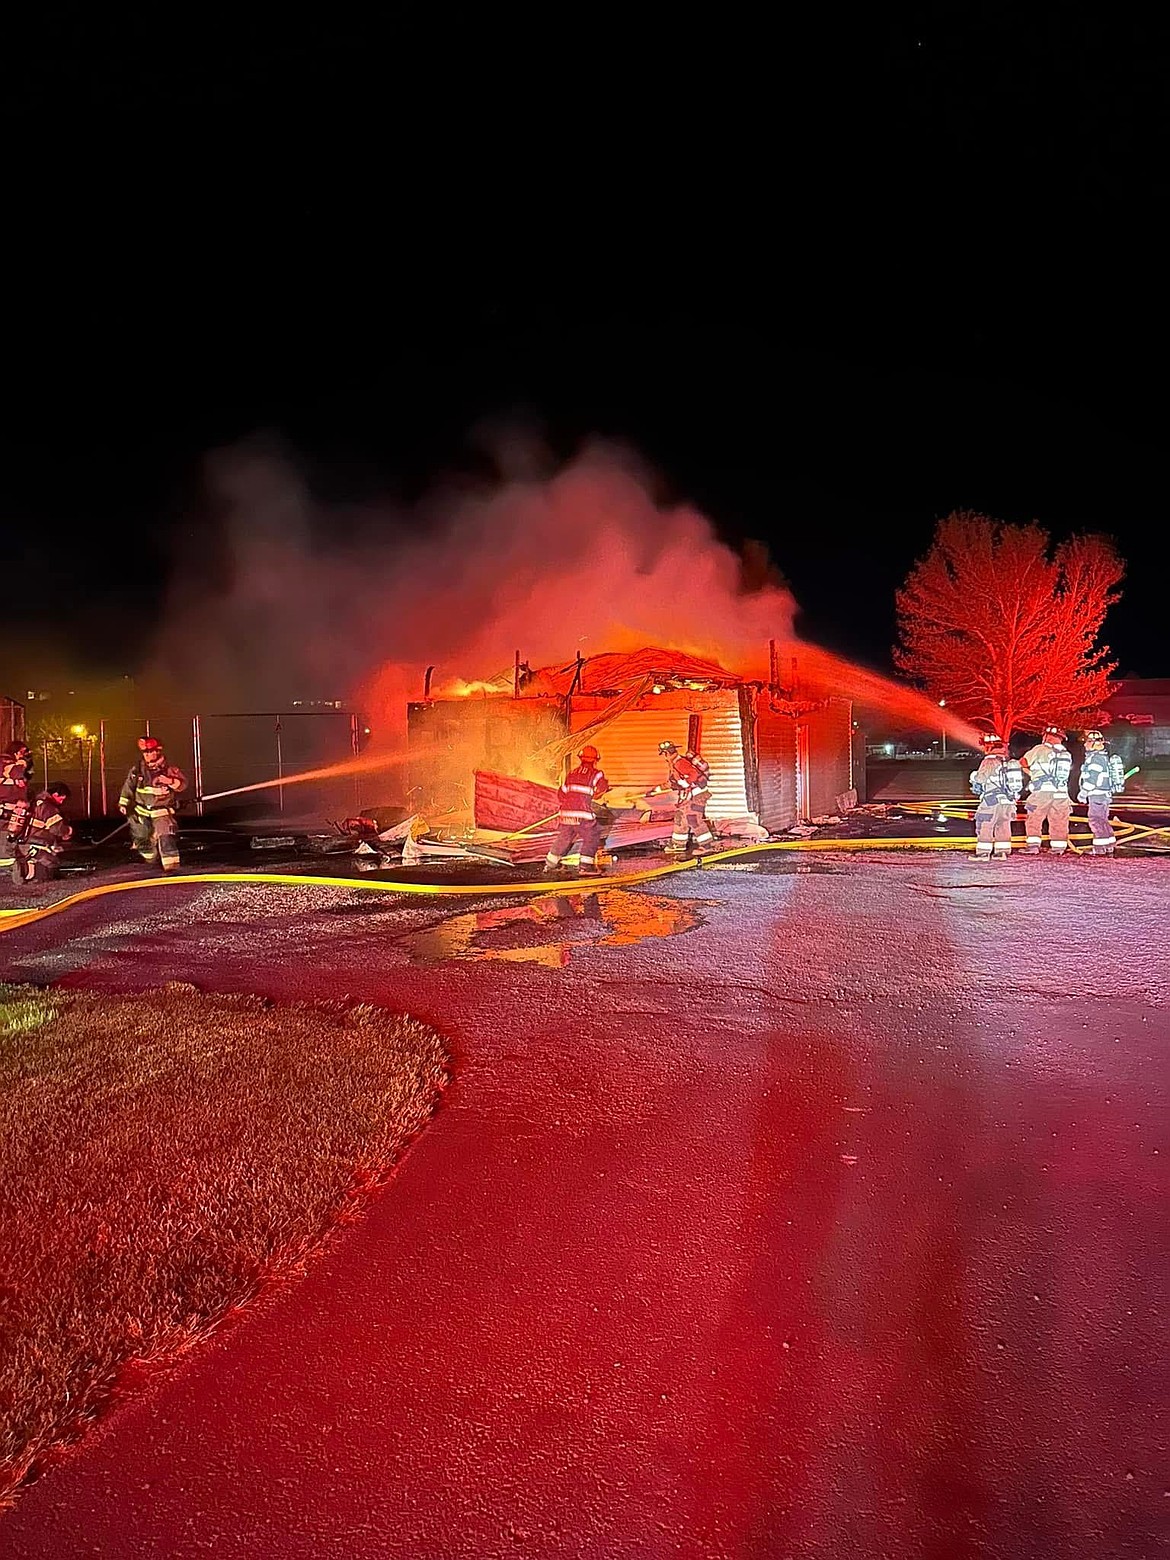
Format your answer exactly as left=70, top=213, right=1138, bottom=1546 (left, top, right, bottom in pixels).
left=1, top=851, right=1166, bottom=1559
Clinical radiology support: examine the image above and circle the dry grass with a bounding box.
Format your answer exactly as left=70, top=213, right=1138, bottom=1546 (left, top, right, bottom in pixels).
left=0, top=981, right=448, bottom=1507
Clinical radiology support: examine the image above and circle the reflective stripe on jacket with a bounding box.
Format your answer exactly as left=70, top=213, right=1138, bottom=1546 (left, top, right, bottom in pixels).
left=1079, top=752, right=1115, bottom=798
left=557, top=763, right=609, bottom=823
left=120, top=762, right=187, bottom=818
left=1022, top=743, right=1072, bottom=795
left=970, top=755, right=1024, bottom=805
left=1, top=752, right=31, bottom=796
left=25, top=792, right=72, bottom=853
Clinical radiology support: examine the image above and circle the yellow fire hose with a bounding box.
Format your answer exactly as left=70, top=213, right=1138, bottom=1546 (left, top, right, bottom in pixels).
left=0, top=812, right=1159, bottom=938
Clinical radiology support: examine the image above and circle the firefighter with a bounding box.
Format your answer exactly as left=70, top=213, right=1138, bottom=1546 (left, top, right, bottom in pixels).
left=9, top=782, right=72, bottom=885
left=658, top=739, right=715, bottom=854
left=543, top=744, right=609, bottom=878
left=968, top=733, right=1024, bottom=860
left=1021, top=724, right=1074, bottom=855
left=119, top=737, right=187, bottom=872
left=0, top=740, right=33, bottom=854
left=1078, top=728, right=1126, bottom=856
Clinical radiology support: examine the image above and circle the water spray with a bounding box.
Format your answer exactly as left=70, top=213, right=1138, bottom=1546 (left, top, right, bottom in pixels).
left=198, top=747, right=423, bottom=804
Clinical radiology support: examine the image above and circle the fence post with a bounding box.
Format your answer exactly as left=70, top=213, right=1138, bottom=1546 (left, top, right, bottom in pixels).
left=275, top=719, right=284, bottom=813
left=192, top=715, right=204, bottom=816
left=99, top=719, right=108, bottom=815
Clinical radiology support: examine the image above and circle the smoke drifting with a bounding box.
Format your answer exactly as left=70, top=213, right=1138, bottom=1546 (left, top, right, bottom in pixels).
left=149, top=432, right=983, bottom=773
left=151, top=436, right=797, bottom=736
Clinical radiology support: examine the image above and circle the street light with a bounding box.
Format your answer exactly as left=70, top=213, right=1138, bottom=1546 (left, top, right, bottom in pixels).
left=70, top=726, right=92, bottom=813
left=938, top=699, right=947, bottom=759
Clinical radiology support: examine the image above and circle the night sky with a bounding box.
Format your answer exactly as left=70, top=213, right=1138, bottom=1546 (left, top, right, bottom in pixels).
left=3, top=13, right=1165, bottom=688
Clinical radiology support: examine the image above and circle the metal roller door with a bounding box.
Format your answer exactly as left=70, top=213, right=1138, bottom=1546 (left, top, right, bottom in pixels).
left=755, top=703, right=798, bottom=833
left=691, top=699, right=750, bottom=819
left=805, top=697, right=853, bottom=818
left=568, top=707, right=691, bottom=797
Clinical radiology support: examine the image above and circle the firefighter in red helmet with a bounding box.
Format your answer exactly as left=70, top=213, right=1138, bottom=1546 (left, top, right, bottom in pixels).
left=544, top=744, right=609, bottom=877
left=119, top=737, right=187, bottom=872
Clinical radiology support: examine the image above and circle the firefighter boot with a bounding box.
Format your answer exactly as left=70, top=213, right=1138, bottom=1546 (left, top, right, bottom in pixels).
left=10, top=847, right=29, bottom=887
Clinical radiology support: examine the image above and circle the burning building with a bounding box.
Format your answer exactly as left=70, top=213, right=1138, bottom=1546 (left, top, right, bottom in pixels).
left=406, top=647, right=856, bottom=840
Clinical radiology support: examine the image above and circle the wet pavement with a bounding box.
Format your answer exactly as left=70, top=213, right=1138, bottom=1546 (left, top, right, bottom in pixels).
left=1, top=853, right=1167, bottom=1559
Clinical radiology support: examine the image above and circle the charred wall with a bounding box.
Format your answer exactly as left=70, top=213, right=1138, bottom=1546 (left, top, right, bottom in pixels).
left=407, top=696, right=568, bottom=818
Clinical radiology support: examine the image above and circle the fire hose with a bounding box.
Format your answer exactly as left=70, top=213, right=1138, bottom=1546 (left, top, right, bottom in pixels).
left=0, top=815, right=1163, bottom=938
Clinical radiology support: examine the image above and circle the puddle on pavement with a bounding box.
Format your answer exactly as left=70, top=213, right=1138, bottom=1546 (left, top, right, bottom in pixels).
left=744, top=858, right=846, bottom=876
left=403, top=889, right=706, bottom=968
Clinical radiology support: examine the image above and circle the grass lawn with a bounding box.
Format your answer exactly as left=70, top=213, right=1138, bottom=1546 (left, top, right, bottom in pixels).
left=0, top=981, right=448, bottom=1508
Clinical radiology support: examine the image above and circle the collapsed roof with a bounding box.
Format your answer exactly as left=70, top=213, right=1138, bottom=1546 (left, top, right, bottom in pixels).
left=526, top=646, right=740, bottom=697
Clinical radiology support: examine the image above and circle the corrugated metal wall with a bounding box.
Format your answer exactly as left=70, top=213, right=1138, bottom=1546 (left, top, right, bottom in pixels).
left=805, top=697, right=854, bottom=818
left=755, top=701, right=798, bottom=833
left=692, top=699, right=751, bottom=818
left=568, top=692, right=750, bottom=818
left=568, top=705, right=691, bottom=798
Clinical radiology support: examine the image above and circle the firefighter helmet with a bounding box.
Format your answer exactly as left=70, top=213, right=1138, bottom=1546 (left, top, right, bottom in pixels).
left=47, top=781, right=71, bottom=800
left=137, top=737, right=162, bottom=752
left=1042, top=724, right=1066, bottom=742
left=658, top=740, right=678, bottom=755
left=980, top=732, right=1005, bottom=749
left=12, top=741, right=29, bottom=756
left=1083, top=728, right=1105, bottom=747
left=579, top=744, right=600, bottom=763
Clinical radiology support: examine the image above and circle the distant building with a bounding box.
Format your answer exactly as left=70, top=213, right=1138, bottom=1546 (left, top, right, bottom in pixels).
left=1103, top=678, right=1170, bottom=760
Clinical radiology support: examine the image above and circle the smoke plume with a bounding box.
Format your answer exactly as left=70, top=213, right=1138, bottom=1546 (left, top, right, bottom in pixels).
left=152, top=436, right=797, bottom=736
left=150, top=431, right=982, bottom=773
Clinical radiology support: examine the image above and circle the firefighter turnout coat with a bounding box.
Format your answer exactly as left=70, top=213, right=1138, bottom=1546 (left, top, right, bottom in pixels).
left=7, top=790, right=73, bottom=879
left=666, top=748, right=711, bottom=801
left=120, top=758, right=187, bottom=821
left=1, top=748, right=32, bottom=813
left=557, top=759, right=610, bottom=823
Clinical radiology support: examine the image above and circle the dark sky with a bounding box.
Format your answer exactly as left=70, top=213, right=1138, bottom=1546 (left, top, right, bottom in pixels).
left=3, top=11, right=1166, bottom=686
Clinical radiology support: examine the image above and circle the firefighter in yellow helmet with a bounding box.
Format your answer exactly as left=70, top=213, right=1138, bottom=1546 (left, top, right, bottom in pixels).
left=658, top=740, right=715, bottom=855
